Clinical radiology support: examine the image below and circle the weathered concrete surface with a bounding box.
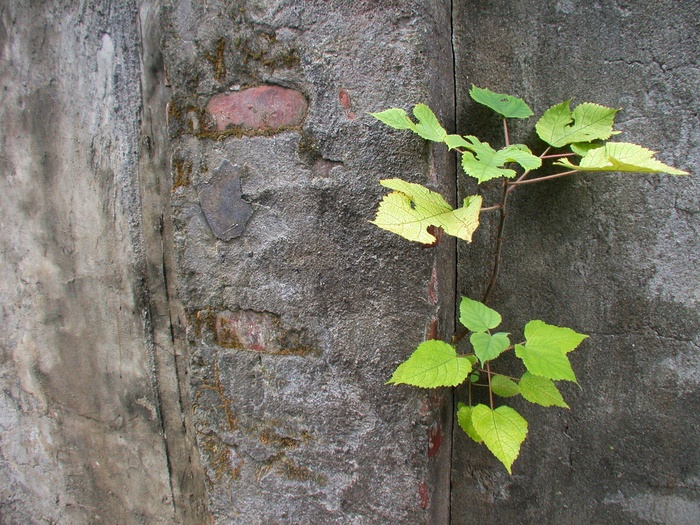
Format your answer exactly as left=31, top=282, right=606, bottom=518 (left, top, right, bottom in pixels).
left=5, top=1, right=696, bottom=523
left=453, top=1, right=700, bottom=524
left=0, top=1, right=207, bottom=523
left=162, top=1, right=456, bottom=523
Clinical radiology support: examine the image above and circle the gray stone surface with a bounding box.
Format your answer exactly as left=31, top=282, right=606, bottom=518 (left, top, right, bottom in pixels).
left=452, top=1, right=700, bottom=524
left=162, top=1, right=456, bottom=523
left=0, top=1, right=206, bottom=524
left=2, top=0, right=697, bottom=523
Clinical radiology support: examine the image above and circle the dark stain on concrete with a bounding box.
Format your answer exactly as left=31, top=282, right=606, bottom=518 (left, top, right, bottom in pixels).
left=197, top=160, right=253, bottom=241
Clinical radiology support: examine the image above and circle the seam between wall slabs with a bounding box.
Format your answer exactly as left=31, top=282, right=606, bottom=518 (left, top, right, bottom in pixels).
left=449, top=1, right=458, bottom=524
left=136, top=2, right=211, bottom=523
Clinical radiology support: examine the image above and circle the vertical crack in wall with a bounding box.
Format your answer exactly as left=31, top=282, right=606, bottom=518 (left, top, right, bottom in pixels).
left=136, top=2, right=211, bottom=523
left=448, top=2, right=459, bottom=524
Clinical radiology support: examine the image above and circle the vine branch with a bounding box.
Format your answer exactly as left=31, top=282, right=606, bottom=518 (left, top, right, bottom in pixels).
left=508, top=169, right=578, bottom=186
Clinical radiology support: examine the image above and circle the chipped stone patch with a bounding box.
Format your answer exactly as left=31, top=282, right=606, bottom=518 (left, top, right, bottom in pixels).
left=197, top=160, right=253, bottom=241
left=215, top=310, right=318, bottom=356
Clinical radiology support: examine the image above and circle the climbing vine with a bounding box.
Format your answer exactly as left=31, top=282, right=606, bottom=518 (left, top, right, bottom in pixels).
left=371, top=86, right=687, bottom=473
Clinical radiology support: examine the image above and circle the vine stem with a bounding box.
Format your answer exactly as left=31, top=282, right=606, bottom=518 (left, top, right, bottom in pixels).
left=506, top=146, right=552, bottom=193
left=486, top=362, right=494, bottom=410
left=503, top=117, right=511, bottom=147
left=508, top=169, right=578, bottom=186
left=481, top=179, right=509, bottom=306
left=541, top=152, right=576, bottom=159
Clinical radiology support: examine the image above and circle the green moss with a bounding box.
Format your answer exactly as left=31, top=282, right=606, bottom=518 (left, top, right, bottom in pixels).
left=204, top=38, right=227, bottom=83
left=255, top=453, right=327, bottom=485
left=214, top=314, right=243, bottom=349
left=194, top=358, right=238, bottom=433
left=199, top=431, right=242, bottom=483
left=259, top=428, right=300, bottom=449
left=172, top=157, right=192, bottom=189
left=195, top=123, right=305, bottom=142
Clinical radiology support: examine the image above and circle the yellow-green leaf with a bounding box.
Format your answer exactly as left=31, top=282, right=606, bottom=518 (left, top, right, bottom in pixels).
left=370, top=107, right=416, bottom=130
left=535, top=101, right=619, bottom=148
left=444, top=134, right=472, bottom=150
left=491, top=375, right=520, bottom=398
left=469, top=85, right=534, bottom=119
left=371, top=179, right=482, bottom=244
left=519, top=372, right=569, bottom=408
left=556, top=142, right=688, bottom=175
left=388, top=340, right=472, bottom=388
left=459, top=297, right=501, bottom=333
left=457, top=403, right=483, bottom=443
left=471, top=404, right=528, bottom=474
left=413, top=104, right=447, bottom=142
left=514, top=343, right=577, bottom=382
left=524, top=320, right=588, bottom=355
left=459, top=136, right=542, bottom=183
left=370, top=104, right=447, bottom=143
left=471, top=332, right=511, bottom=364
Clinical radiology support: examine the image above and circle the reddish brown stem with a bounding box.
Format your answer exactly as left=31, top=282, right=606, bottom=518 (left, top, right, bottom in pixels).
left=486, top=362, right=494, bottom=410
left=541, top=152, right=576, bottom=159
left=507, top=170, right=578, bottom=186
left=503, top=118, right=511, bottom=147
left=482, top=179, right=509, bottom=306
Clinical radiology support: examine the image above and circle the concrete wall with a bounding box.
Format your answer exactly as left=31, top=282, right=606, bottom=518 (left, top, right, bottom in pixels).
left=0, top=2, right=206, bottom=523
left=1, top=0, right=697, bottom=524
left=452, top=1, right=700, bottom=524
left=161, top=1, right=456, bottom=523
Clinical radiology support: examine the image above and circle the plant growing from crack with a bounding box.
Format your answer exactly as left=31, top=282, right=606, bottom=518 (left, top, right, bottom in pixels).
left=370, top=86, right=687, bottom=473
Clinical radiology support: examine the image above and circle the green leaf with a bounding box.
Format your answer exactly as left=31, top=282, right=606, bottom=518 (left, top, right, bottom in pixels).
left=516, top=320, right=585, bottom=382
left=524, top=320, right=588, bottom=355
left=491, top=375, right=520, bottom=398
left=457, top=403, right=483, bottom=443
left=503, top=144, right=544, bottom=171
left=535, top=101, right=619, bottom=148
left=371, top=179, right=482, bottom=244
left=459, top=136, right=542, bottom=183
left=471, top=332, right=511, bottom=363
left=370, top=108, right=416, bottom=130
left=519, top=372, right=569, bottom=408
left=412, top=104, right=448, bottom=142
left=469, top=85, right=534, bottom=119
left=444, top=134, right=472, bottom=150
left=388, top=340, right=472, bottom=388
left=471, top=404, right=528, bottom=474
left=570, top=142, right=604, bottom=156
left=515, top=343, right=577, bottom=382
left=459, top=297, right=501, bottom=333
left=555, top=142, right=689, bottom=175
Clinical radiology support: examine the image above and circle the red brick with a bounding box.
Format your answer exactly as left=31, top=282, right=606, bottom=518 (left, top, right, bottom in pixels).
left=206, top=85, right=307, bottom=132
left=418, top=482, right=430, bottom=509
left=338, top=89, right=356, bottom=120
left=427, top=423, right=442, bottom=457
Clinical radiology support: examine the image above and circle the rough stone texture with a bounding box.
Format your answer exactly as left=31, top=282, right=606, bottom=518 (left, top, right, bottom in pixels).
left=452, top=1, right=700, bottom=524
left=0, top=1, right=207, bottom=524
left=4, top=1, right=697, bottom=523
left=162, top=1, right=456, bottom=523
